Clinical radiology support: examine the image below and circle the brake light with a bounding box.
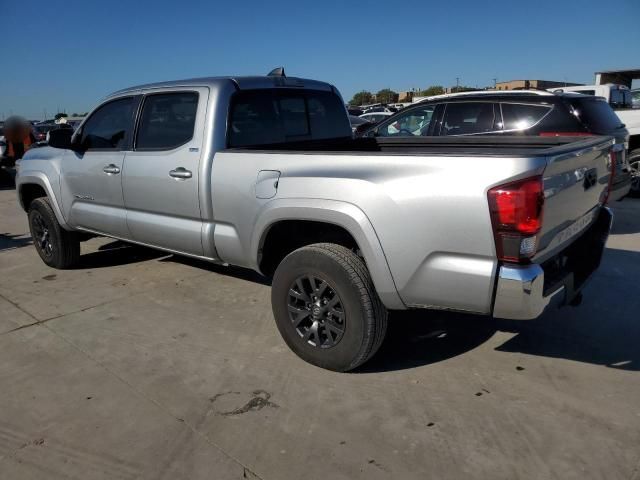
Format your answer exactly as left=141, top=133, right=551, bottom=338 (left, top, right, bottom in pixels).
left=488, top=176, right=545, bottom=263
left=539, top=132, right=595, bottom=137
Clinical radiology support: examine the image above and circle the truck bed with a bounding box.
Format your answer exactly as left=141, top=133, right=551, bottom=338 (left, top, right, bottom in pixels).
left=225, top=135, right=613, bottom=157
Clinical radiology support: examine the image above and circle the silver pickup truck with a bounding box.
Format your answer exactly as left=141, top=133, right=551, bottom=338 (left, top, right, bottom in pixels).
left=15, top=71, right=614, bottom=371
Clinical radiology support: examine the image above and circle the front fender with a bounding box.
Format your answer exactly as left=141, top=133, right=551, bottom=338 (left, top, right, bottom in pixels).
left=16, top=171, right=70, bottom=229
left=251, top=198, right=405, bottom=310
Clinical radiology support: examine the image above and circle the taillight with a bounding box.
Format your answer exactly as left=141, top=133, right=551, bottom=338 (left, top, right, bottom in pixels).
left=604, top=149, right=617, bottom=204
left=488, top=176, right=545, bottom=263
left=538, top=132, right=594, bottom=137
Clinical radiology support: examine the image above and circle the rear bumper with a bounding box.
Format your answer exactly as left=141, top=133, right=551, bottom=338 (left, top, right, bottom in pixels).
left=492, top=207, right=612, bottom=320
left=609, top=174, right=631, bottom=202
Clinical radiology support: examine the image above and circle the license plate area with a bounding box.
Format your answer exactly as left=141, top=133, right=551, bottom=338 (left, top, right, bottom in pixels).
left=541, top=208, right=610, bottom=299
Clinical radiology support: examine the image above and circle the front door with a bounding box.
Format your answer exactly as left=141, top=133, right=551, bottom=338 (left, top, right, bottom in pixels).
left=122, top=89, right=207, bottom=256
left=60, top=96, right=139, bottom=238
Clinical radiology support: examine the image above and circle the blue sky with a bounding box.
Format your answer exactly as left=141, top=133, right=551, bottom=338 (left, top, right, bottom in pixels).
left=2, top=0, right=639, bottom=119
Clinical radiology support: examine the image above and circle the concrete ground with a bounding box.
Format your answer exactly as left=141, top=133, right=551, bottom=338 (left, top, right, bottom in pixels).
left=1, top=185, right=639, bottom=480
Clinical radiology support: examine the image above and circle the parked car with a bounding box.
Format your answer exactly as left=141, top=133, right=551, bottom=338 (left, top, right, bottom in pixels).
left=359, top=111, right=393, bottom=124
left=16, top=72, right=614, bottom=371
left=364, top=106, right=397, bottom=113
left=359, top=91, right=631, bottom=201
left=33, top=123, right=74, bottom=143
left=549, top=85, right=640, bottom=185
left=348, top=115, right=370, bottom=135
left=347, top=107, right=364, bottom=116
left=632, top=89, right=640, bottom=108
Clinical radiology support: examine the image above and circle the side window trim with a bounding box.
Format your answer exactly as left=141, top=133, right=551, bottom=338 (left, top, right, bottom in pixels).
left=79, top=95, right=141, bottom=152
left=133, top=90, right=200, bottom=152
left=435, top=103, right=447, bottom=136
left=428, top=104, right=444, bottom=136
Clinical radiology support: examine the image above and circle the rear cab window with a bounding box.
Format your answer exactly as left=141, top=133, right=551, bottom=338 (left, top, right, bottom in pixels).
left=228, top=89, right=351, bottom=148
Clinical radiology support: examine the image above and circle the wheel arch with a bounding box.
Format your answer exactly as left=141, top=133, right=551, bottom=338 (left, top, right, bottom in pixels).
left=251, top=198, right=405, bottom=310
left=17, top=172, right=70, bottom=229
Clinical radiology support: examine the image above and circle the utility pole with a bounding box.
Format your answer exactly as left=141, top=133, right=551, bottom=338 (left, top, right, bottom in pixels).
left=455, top=77, right=460, bottom=93
left=493, top=78, right=497, bottom=89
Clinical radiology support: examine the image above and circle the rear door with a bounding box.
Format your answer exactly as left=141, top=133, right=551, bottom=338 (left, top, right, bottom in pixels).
left=60, top=96, right=139, bottom=237
left=122, top=88, right=208, bottom=256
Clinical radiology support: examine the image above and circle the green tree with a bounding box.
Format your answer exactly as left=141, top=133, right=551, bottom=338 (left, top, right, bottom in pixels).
left=349, top=90, right=374, bottom=106
left=375, top=88, right=398, bottom=104
left=54, top=113, right=68, bottom=120
left=418, top=85, right=445, bottom=96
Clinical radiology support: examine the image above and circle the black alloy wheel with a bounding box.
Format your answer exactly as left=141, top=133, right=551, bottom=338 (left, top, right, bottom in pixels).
left=288, top=275, right=346, bottom=349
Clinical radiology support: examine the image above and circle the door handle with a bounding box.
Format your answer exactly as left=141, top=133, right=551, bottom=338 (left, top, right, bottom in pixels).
left=103, top=164, right=121, bottom=175
left=169, top=167, right=192, bottom=179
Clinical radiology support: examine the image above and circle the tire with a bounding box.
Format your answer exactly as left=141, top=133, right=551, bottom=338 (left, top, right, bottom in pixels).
left=628, top=149, right=640, bottom=197
left=271, top=243, right=387, bottom=372
left=28, top=197, right=80, bottom=269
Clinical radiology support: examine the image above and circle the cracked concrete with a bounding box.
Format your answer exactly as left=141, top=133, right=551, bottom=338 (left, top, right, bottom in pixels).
left=1, top=188, right=640, bottom=479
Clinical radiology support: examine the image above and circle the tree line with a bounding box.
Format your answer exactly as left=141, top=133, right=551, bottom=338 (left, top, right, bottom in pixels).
left=349, top=85, right=477, bottom=106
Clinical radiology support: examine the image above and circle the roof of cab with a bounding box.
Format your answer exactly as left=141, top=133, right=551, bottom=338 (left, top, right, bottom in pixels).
left=107, top=75, right=335, bottom=98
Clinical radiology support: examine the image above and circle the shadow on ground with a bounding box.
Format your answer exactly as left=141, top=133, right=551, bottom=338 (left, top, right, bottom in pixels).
left=360, top=248, right=640, bottom=373
left=357, top=310, right=497, bottom=373
left=72, top=241, right=167, bottom=269
left=161, top=255, right=272, bottom=286
left=0, top=233, right=32, bottom=251
left=64, top=239, right=640, bottom=373
left=610, top=197, right=640, bottom=234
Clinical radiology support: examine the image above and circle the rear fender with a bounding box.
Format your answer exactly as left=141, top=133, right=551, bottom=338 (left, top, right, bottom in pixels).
left=252, top=198, right=405, bottom=310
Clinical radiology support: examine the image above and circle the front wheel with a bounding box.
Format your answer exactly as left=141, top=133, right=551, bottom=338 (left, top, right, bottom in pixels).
left=28, top=197, right=80, bottom=269
left=271, top=243, right=387, bottom=372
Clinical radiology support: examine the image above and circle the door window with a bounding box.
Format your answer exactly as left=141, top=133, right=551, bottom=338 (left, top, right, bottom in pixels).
left=135, top=92, right=199, bottom=150
left=377, top=106, right=435, bottom=136
left=80, top=97, right=137, bottom=150
left=440, top=102, right=496, bottom=136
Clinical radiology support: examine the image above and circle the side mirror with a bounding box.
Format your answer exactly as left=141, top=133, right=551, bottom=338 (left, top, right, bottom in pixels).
left=47, top=128, right=73, bottom=149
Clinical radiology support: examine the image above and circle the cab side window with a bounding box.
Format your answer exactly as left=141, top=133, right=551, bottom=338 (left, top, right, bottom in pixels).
left=136, top=92, right=199, bottom=150
left=81, top=97, right=136, bottom=150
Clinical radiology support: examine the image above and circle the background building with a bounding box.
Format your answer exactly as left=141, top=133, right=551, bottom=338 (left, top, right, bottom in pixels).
left=495, top=79, right=583, bottom=91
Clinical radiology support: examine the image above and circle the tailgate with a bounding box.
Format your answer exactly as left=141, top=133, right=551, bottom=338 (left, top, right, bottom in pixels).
left=534, top=137, right=613, bottom=262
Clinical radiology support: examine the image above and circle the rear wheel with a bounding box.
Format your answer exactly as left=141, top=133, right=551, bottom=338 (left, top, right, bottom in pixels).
left=28, top=197, right=80, bottom=269
left=271, top=243, right=387, bottom=372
